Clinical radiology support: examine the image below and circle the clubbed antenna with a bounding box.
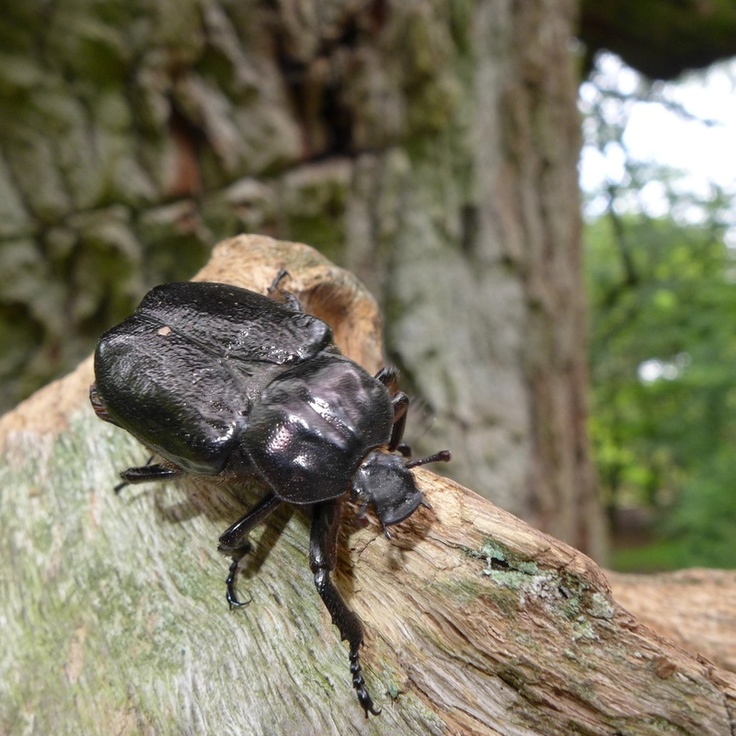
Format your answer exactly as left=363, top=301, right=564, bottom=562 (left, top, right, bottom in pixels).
left=404, top=450, right=451, bottom=469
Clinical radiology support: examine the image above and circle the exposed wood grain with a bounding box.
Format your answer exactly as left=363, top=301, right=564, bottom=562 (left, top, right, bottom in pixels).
left=1, top=236, right=734, bottom=736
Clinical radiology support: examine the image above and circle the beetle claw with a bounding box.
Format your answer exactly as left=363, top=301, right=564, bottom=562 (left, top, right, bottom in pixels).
left=351, top=647, right=382, bottom=717
left=225, top=557, right=252, bottom=609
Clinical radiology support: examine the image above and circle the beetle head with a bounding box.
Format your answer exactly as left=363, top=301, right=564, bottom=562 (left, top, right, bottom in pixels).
left=353, top=449, right=450, bottom=533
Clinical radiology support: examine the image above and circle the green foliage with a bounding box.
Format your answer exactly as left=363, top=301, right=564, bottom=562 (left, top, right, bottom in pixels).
left=585, top=212, right=736, bottom=569
left=610, top=538, right=689, bottom=574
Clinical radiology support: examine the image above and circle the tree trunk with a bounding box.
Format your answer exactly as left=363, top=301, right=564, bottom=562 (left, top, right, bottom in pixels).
left=1, top=237, right=733, bottom=736
left=338, top=0, right=604, bottom=559
left=0, top=0, right=604, bottom=559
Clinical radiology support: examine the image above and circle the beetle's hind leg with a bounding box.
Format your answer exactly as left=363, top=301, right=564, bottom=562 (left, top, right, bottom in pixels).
left=218, top=492, right=282, bottom=609
left=310, top=500, right=381, bottom=717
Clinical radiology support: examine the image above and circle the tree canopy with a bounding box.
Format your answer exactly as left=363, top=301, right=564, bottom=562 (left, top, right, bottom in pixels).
left=580, top=0, right=736, bottom=80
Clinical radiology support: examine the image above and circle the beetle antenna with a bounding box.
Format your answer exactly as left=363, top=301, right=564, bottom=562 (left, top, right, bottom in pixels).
left=404, top=450, right=451, bottom=469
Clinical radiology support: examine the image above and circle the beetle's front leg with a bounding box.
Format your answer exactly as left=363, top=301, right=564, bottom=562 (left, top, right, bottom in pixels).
left=310, top=500, right=381, bottom=717
left=218, top=492, right=282, bottom=609
left=375, top=367, right=410, bottom=452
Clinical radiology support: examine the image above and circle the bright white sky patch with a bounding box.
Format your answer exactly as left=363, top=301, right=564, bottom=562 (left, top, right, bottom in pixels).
left=579, top=55, right=736, bottom=383
left=637, top=354, right=691, bottom=384
left=579, top=54, right=736, bottom=227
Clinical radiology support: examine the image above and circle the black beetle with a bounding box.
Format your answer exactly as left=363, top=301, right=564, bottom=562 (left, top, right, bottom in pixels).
left=89, top=271, right=449, bottom=716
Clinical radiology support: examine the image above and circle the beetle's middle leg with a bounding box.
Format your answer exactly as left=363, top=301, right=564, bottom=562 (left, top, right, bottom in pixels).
left=218, top=492, right=282, bottom=608
left=310, top=500, right=381, bottom=717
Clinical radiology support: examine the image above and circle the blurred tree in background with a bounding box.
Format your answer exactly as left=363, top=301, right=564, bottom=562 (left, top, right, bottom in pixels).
left=585, top=214, right=736, bottom=568
left=0, top=0, right=607, bottom=559
left=3, top=0, right=736, bottom=565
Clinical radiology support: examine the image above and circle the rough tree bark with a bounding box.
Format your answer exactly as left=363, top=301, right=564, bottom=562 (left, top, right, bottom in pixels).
left=1, top=237, right=734, bottom=736
left=0, top=0, right=604, bottom=559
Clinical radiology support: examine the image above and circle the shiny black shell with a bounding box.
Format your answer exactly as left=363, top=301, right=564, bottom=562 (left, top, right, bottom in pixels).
left=93, top=281, right=394, bottom=503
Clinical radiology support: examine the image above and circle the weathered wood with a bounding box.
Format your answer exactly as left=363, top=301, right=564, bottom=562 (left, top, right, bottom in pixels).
left=1, top=237, right=734, bottom=735
left=609, top=569, right=736, bottom=675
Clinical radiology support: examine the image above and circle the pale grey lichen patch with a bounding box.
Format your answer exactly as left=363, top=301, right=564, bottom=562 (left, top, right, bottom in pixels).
left=571, top=617, right=598, bottom=643
left=588, top=591, right=615, bottom=621
left=463, top=539, right=614, bottom=648
left=463, top=541, right=542, bottom=590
